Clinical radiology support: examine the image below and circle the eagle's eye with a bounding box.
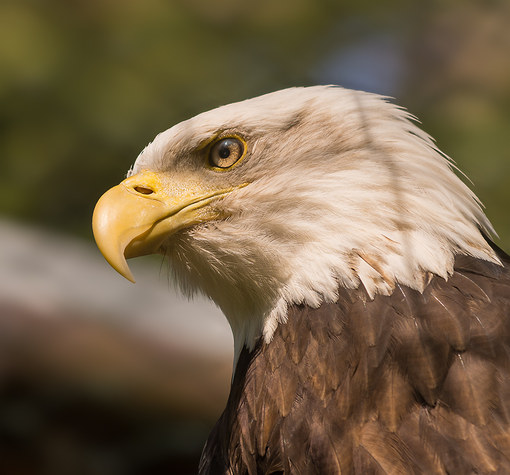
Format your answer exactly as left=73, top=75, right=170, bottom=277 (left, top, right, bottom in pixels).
left=208, top=137, right=245, bottom=169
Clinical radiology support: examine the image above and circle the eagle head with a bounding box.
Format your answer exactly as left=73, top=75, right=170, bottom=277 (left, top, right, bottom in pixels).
left=93, top=86, right=498, bottom=355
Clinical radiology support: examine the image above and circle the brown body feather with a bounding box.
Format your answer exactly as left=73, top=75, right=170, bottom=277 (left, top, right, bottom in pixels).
left=199, top=249, right=510, bottom=474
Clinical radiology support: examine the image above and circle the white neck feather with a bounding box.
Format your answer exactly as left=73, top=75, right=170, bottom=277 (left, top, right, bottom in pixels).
left=138, top=87, right=500, bottom=363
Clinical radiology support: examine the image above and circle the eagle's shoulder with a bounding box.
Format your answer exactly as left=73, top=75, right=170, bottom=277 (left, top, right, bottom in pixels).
left=200, top=250, right=510, bottom=474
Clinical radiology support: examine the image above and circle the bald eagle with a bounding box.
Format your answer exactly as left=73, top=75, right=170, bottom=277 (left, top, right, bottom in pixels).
left=93, top=86, right=510, bottom=473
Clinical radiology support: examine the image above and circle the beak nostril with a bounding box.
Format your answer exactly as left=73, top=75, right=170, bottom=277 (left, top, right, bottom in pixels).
left=134, top=186, right=154, bottom=195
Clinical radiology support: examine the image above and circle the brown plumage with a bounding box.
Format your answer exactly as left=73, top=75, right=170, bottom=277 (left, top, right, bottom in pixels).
left=91, top=87, right=510, bottom=474
left=199, top=248, right=510, bottom=474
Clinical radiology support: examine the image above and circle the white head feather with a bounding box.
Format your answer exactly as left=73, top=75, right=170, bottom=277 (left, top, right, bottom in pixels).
left=131, top=86, right=499, bottom=359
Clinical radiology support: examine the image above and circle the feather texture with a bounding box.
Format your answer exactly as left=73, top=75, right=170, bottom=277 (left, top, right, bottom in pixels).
left=199, top=250, right=510, bottom=474
left=119, top=86, right=510, bottom=473
left=132, top=86, right=500, bottom=353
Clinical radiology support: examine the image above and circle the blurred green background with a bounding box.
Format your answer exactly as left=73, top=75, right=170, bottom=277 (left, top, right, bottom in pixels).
left=0, top=0, right=509, bottom=474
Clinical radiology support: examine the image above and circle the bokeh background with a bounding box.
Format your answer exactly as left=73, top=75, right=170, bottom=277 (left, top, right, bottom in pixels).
left=1, top=0, right=509, bottom=473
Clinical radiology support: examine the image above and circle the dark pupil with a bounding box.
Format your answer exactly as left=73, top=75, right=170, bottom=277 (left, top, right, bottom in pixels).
left=218, top=143, right=231, bottom=159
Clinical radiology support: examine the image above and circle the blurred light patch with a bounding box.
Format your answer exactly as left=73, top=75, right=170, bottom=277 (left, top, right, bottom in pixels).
left=0, top=219, right=232, bottom=357
left=0, top=219, right=232, bottom=474
left=314, top=34, right=405, bottom=96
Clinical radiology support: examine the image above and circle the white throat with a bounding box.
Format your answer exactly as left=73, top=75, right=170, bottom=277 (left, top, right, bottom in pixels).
left=134, top=86, right=500, bottom=364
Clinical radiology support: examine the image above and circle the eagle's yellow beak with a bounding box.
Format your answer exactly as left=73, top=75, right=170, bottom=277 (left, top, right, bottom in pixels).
left=92, top=171, right=238, bottom=283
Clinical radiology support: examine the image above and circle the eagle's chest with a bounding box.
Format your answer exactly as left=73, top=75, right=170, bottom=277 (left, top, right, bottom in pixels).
left=199, top=257, right=510, bottom=474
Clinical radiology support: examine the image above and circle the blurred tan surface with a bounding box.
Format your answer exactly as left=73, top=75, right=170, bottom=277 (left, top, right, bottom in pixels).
left=0, top=219, right=232, bottom=474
